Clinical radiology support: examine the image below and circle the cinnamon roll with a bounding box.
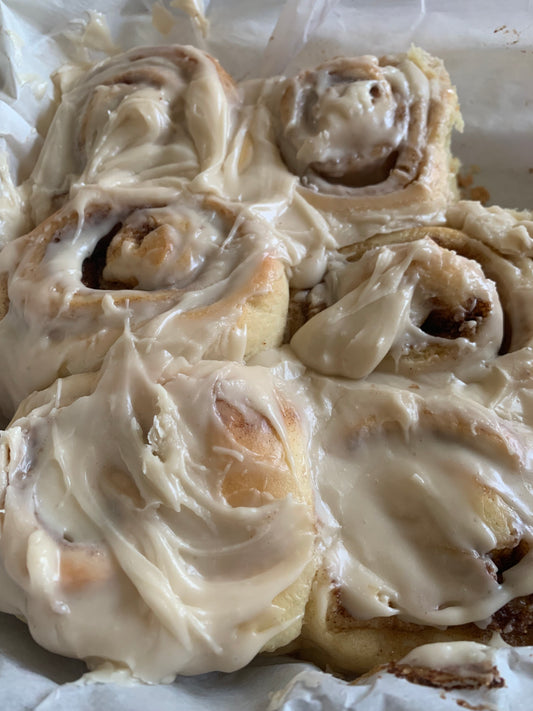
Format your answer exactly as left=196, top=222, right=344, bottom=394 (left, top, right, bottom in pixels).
left=28, top=45, right=237, bottom=224
left=0, top=343, right=316, bottom=681
left=298, top=378, right=533, bottom=674
left=447, top=200, right=533, bottom=258
left=290, top=225, right=533, bottom=381
left=0, top=190, right=289, bottom=416
left=270, top=47, right=462, bottom=244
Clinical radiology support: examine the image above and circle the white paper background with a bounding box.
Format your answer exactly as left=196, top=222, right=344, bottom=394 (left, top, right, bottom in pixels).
left=1, top=0, right=533, bottom=708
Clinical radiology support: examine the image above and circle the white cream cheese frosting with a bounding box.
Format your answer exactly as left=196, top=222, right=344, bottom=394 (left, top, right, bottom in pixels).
left=305, top=375, right=533, bottom=626
left=291, top=224, right=533, bottom=384
left=0, top=336, right=316, bottom=681
left=291, top=237, right=504, bottom=379
left=28, top=44, right=238, bottom=224
left=447, top=201, right=533, bottom=258
left=264, top=46, right=462, bottom=245
left=276, top=56, right=426, bottom=195
left=0, top=188, right=290, bottom=417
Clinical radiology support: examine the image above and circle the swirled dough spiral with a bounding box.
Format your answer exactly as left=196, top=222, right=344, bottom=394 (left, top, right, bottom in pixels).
left=290, top=225, right=533, bottom=381
left=270, top=47, right=462, bottom=244
left=0, top=340, right=316, bottom=681
left=0, top=189, right=289, bottom=416
left=29, top=45, right=237, bottom=224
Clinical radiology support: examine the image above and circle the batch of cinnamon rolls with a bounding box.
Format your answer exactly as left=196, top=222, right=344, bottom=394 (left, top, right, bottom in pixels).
left=1, top=42, right=533, bottom=684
